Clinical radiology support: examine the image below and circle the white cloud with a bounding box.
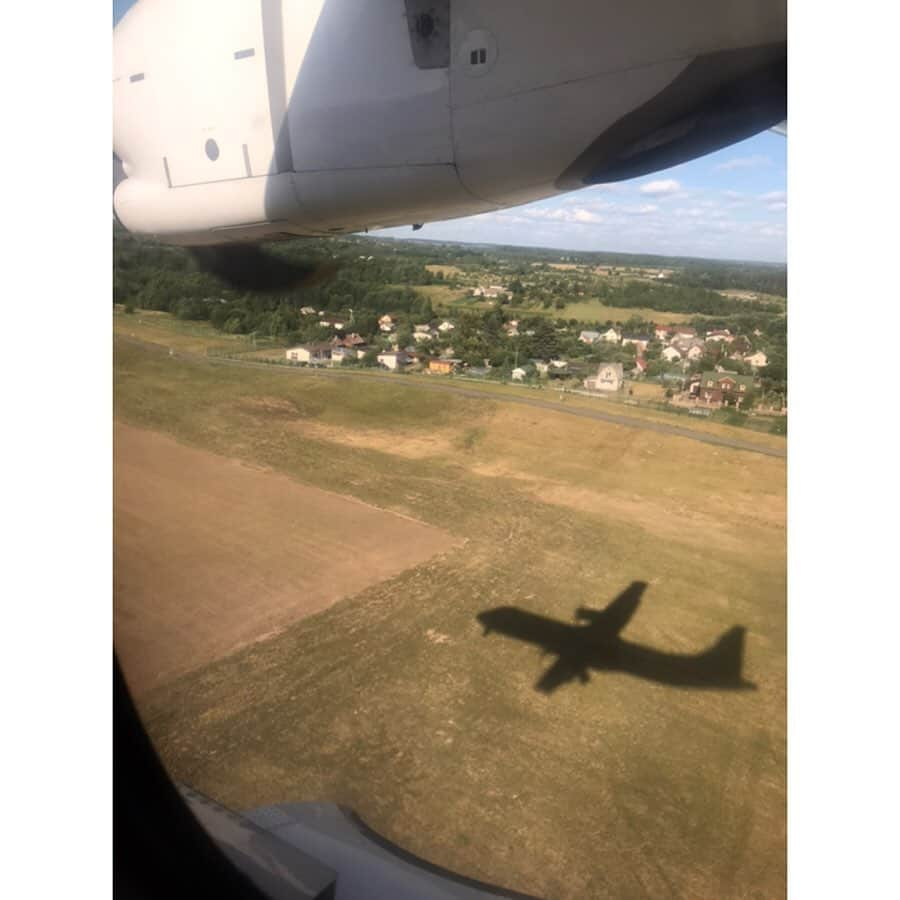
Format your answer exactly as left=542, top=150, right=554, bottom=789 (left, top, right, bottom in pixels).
left=622, top=204, right=659, bottom=215
left=766, top=201, right=787, bottom=212
left=572, top=208, right=603, bottom=223
left=639, top=179, right=681, bottom=195
left=761, top=190, right=787, bottom=202
left=715, top=155, right=772, bottom=172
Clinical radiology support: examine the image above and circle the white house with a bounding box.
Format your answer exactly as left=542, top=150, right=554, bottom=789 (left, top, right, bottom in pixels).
left=299, top=306, right=317, bottom=316
left=685, top=344, right=705, bottom=361
left=474, top=285, right=508, bottom=298
left=413, top=324, right=432, bottom=334
left=654, top=325, right=672, bottom=341
left=412, top=331, right=433, bottom=343
left=661, top=346, right=682, bottom=362
left=378, top=315, right=395, bottom=333
left=600, top=327, right=621, bottom=343
left=511, top=367, right=527, bottom=381
left=377, top=350, right=410, bottom=370
left=437, top=320, right=455, bottom=333
left=579, top=330, right=601, bottom=344
left=744, top=350, right=769, bottom=369
left=583, top=363, right=624, bottom=392
left=705, top=329, right=734, bottom=343
left=285, top=343, right=332, bottom=364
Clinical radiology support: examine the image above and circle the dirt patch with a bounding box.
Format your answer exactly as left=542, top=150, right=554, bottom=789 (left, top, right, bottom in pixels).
left=114, top=422, right=457, bottom=698
left=287, top=420, right=455, bottom=460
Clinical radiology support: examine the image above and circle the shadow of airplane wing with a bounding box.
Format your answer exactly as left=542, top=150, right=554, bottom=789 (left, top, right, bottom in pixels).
left=576, top=580, right=646, bottom=635
left=535, top=657, right=589, bottom=694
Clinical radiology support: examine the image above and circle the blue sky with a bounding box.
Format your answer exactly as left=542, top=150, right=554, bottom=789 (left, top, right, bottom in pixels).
left=379, top=131, right=786, bottom=263
left=114, top=0, right=785, bottom=263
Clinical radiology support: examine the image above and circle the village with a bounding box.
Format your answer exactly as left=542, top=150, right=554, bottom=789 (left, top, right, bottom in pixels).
left=281, top=301, right=782, bottom=416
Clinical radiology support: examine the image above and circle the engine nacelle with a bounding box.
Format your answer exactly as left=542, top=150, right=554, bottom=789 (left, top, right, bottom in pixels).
left=113, top=0, right=786, bottom=246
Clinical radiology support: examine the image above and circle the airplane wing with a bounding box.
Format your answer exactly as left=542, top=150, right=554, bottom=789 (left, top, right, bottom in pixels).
left=575, top=581, right=647, bottom=635
left=535, top=657, right=587, bottom=695
left=476, top=607, right=571, bottom=655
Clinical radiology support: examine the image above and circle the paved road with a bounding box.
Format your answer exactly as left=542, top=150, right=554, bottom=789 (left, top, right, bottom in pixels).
left=205, top=355, right=786, bottom=460
left=117, top=336, right=785, bottom=459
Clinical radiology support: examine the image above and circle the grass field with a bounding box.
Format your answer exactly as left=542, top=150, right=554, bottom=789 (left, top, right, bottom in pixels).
left=113, top=308, right=259, bottom=355
left=115, top=323, right=785, bottom=899
left=510, top=299, right=695, bottom=325
left=425, top=264, right=465, bottom=278
left=404, top=283, right=471, bottom=307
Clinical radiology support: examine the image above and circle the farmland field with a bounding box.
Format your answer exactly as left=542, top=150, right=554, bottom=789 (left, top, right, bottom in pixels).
left=514, top=299, right=695, bottom=324
left=115, top=421, right=456, bottom=698
left=116, top=330, right=786, bottom=899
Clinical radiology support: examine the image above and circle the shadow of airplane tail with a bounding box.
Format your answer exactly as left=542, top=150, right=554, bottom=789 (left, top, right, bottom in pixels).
left=698, top=625, right=749, bottom=684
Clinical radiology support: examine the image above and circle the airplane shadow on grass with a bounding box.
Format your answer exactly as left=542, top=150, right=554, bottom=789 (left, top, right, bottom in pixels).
left=476, top=581, right=757, bottom=695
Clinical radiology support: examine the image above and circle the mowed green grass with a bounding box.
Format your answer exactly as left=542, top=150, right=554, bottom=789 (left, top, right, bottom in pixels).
left=116, top=335, right=786, bottom=900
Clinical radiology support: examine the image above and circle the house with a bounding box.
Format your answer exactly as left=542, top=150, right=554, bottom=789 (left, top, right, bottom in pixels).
left=533, top=360, right=550, bottom=375
left=685, top=345, right=704, bottom=361
left=377, top=350, right=410, bottom=370
left=673, top=326, right=697, bottom=340
left=579, top=330, right=601, bottom=344
left=632, top=358, right=648, bottom=375
left=673, top=337, right=705, bottom=361
left=600, top=327, right=621, bottom=343
left=330, top=346, right=358, bottom=363
left=285, top=343, right=332, bottom=364
left=661, top=346, right=683, bottom=362
left=621, top=334, right=651, bottom=353
left=511, top=367, right=527, bottom=381
left=299, top=306, right=317, bottom=316
left=583, top=362, right=624, bottom=392
left=705, top=329, right=734, bottom=343
left=744, top=350, right=769, bottom=369
left=473, top=285, right=508, bottom=299
left=428, top=358, right=460, bottom=375
left=413, top=332, right=434, bottom=343
left=413, top=324, right=432, bottom=334
left=339, top=333, right=367, bottom=348
left=437, top=320, right=455, bottom=333
left=654, top=324, right=673, bottom=341
left=318, top=317, right=346, bottom=330
left=378, top=315, right=395, bottom=332
left=692, top=371, right=756, bottom=406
